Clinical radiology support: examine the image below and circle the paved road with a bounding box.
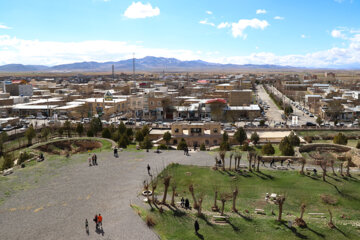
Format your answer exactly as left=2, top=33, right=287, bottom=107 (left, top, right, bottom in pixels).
left=256, top=85, right=284, bottom=126
left=0, top=150, right=212, bottom=240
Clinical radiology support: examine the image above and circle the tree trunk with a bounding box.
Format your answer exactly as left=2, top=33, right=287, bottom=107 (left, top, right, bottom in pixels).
left=222, top=158, right=226, bottom=171
left=232, top=188, right=238, bottom=212
left=300, top=204, right=305, bottom=220
left=229, top=155, right=232, bottom=171
left=340, top=162, right=343, bottom=176
left=346, top=159, right=351, bottom=177
left=151, top=185, right=157, bottom=203
left=212, top=191, right=218, bottom=211
left=162, top=184, right=169, bottom=204
left=331, top=162, right=336, bottom=176
left=197, top=198, right=203, bottom=216
left=328, top=209, right=335, bottom=228
left=171, top=186, right=176, bottom=207
left=221, top=200, right=225, bottom=216
left=238, top=156, right=241, bottom=169
left=248, top=155, right=252, bottom=171
left=189, top=185, right=199, bottom=209
left=256, top=156, right=260, bottom=172
left=234, top=158, right=237, bottom=171
left=278, top=202, right=283, bottom=221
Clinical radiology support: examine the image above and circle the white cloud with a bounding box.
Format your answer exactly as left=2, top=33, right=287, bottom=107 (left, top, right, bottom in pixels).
left=217, top=22, right=230, bottom=29
left=231, top=19, right=269, bottom=39
left=206, top=10, right=212, bottom=15
left=331, top=29, right=347, bottom=39
left=274, top=16, right=284, bottom=20
left=1, top=33, right=360, bottom=68
left=199, top=19, right=215, bottom=27
left=124, top=2, right=160, bottom=19
left=301, top=34, right=307, bottom=38
left=0, top=24, right=11, bottom=29
left=256, top=9, right=267, bottom=14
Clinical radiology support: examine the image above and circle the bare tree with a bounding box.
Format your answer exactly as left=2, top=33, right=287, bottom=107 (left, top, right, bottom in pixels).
left=299, top=158, right=306, bottom=175
left=295, top=203, right=307, bottom=227
left=340, top=162, right=344, bottom=176
left=189, top=184, right=199, bottom=209
left=197, top=194, right=205, bottom=216
left=220, top=193, right=232, bottom=216
left=212, top=185, right=219, bottom=211
left=330, top=159, right=336, bottom=176
left=161, top=175, right=171, bottom=204
left=151, top=178, right=158, bottom=204
left=214, top=156, right=219, bottom=170
left=229, top=152, right=234, bottom=171
left=256, top=155, right=261, bottom=172
left=247, top=152, right=252, bottom=171
left=232, top=187, right=239, bottom=212
left=346, top=155, right=352, bottom=177
left=320, top=160, right=327, bottom=181
left=276, top=195, right=286, bottom=221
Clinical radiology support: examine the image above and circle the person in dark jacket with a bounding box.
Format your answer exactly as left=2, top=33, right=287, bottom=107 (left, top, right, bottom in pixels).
left=194, top=220, right=200, bottom=234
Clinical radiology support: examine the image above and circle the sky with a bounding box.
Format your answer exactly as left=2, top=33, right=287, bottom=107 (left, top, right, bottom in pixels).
left=0, top=0, right=360, bottom=68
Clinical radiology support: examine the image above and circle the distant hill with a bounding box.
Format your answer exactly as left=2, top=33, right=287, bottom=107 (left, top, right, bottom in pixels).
left=0, top=56, right=308, bottom=72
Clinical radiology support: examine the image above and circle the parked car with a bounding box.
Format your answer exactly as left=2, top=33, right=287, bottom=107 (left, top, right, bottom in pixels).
left=3, top=125, right=14, bottom=131
left=83, top=118, right=90, bottom=123
left=26, top=115, right=36, bottom=119
left=305, top=122, right=316, bottom=127
left=174, top=117, right=183, bottom=121
left=58, top=115, right=68, bottom=120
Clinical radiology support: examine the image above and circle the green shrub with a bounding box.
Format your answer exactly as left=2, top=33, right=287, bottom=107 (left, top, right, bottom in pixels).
left=262, top=142, right=275, bottom=155
left=356, top=141, right=360, bottom=149
left=333, top=133, right=347, bottom=145
left=141, top=136, right=153, bottom=149
left=177, top=138, right=188, bottom=150
left=87, top=129, right=94, bottom=137
left=288, top=132, right=300, bottom=146
left=219, top=141, right=230, bottom=151
left=200, top=143, right=206, bottom=151
left=281, top=143, right=295, bottom=156
left=157, top=144, right=168, bottom=150
left=241, top=142, right=250, bottom=151
left=1, top=154, right=14, bottom=170
left=250, top=132, right=260, bottom=145
left=118, top=135, right=128, bottom=148
left=18, top=151, right=32, bottom=165
left=101, top=128, right=112, bottom=139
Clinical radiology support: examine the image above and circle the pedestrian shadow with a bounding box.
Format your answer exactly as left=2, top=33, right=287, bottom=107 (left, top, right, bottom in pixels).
left=235, top=212, right=252, bottom=222
left=196, top=232, right=204, bottom=239
left=96, top=226, right=105, bottom=236
left=306, top=226, right=325, bottom=238
left=333, top=226, right=347, bottom=237
left=282, top=222, right=308, bottom=239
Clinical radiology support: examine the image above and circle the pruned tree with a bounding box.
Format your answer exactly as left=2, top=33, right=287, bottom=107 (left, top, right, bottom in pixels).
left=299, top=158, right=306, bottom=175
left=229, top=152, right=234, bottom=171
left=256, top=155, right=261, bottom=172
left=170, top=179, right=177, bottom=207
left=161, top=175, right=171, bottom=204
left=220, top=192, right=232, bottom=216
left=346, top=154, right=352, bottom=177
left=234, top=151, right=242, bottom=171
left=340, top=162, right=344, bottom=176
left=295, top=203, right=307, bottom=227
left=151, top=178, right=158, bottom=204
left=212, top=185, right=219, bottom=212
left=330, top=159, right=336, bottom=176
left=248, top=151, right=256, bottom=172
left=276, top=195, right=286, bottom=221
left=320, top=160, right=327, bottom=181
left=197, top=194, right=205, bottom=216
left=189, top=184, right=199, bottom=209
left=219, top=151, right=226, bottom=171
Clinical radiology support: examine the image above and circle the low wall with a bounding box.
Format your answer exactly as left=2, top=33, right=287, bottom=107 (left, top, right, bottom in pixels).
left=299, top=143, right=350, bottom=153
left=260, top=156, right=303, bottom=162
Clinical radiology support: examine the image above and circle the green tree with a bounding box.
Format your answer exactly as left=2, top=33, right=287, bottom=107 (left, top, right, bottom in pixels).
left=284, top=105, right=293, bottom=116
left=58, top=127, right=64, bottom=137
left=126, top=128, right=134, bottom=139
left=220, top=141, right=230, bottom=151
left=259, top=120, right=266, bottom=127
left=135, top=130, right=144, bottom=143
left=118, top=135, right=128, bottom=148
left=316, top=117, right=323, bottom=126
left=241, top=142, right=250, bottom=151
left=234, top=127, right=247, bottom=145
left=25, top=125, right=36, bottom=145
left=90, top=118, right=102, bottom=135
left=281, top=143, right=295, bottom=156
left=118, top=121, right=126, bottom=135
left=1, top=153, right=13, bottom=170
left=279, top=136, right=291, bottom=152
left=222, top=132, right=229, bottom=142
left=87, top=129, right=94, bottom=137
left=102, top=128, right=112, bottom=139
left=250, top=132, right=260, bottom=145
left=41, top=127, right=51, bottom=141
left=288, top=132, right=300, bottom=146
left=163, top=131, right=172, bottom=146
left=177, top=138, right=188, bottom=150
left=333, top=133, right=347, bottom=145
left=200, top=143, right=206, bottom=151
left=141, top=125, right=150, bottom=137
left=76, top=123, right=84, bottom=137
left=141, top=136, right=153, bottom=150
left=63, top=120, right=72, bottom=137
left=262, top=142, right=275, bottom=155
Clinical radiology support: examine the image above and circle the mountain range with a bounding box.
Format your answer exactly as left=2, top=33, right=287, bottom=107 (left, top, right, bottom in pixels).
left=0, top=56, right=300, bottom=72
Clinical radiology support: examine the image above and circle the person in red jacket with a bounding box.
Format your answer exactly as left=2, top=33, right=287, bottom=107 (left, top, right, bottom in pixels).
left=97, top=214, right=103, bottom=229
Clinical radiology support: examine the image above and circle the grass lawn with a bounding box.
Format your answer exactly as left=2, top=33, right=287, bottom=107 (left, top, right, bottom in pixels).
left=211, top=144, right=282, bottom=156
left=296, top=130, right=360, bottom=139
left=136, top=164, right=360, bottom=240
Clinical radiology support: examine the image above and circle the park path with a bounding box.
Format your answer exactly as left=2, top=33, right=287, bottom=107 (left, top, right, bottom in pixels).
left=0, top=150, right=212, bottom=240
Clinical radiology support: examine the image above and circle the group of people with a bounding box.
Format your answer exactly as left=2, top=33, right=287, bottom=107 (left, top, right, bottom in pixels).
left=88, top=153, right=98, bottom=166
left=183, top=147, right=190, bottom=156
left=180, top=197, right=190, bottom=209
left=85, top=214, right=103, bottom=235
left=269, top=158, right=292, bottom=168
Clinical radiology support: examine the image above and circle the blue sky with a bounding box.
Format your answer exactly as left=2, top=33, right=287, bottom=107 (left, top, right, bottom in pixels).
left=0, top=0, right=360, bottom=67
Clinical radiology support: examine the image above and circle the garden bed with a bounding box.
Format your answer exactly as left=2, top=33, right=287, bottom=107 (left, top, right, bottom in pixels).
left=36, top=139, right=102, bottom=155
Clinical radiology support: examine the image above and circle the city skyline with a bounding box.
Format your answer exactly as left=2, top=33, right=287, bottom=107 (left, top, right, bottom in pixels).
left=0, top=0, right=360, bottom=68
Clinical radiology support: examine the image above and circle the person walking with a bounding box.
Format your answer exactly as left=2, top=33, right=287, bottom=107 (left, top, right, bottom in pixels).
left=97, top=214, right=103, bottom=229
left=147, top=164, right=151, bottom=176
left=194, top=220, right=200, bottom=234
left=93, top=214, right=98, bottom=229
left=181, top=197, right=185, bottom=208
left=280, top=159, right=284, bottom=166
left=85, top=219, right=89, bottom=235
left=270, top=158, right=274, bottom=168
left=286, top=159, right=291, bottom=168
left=88, top=154, right=92, bottom=167
left=94, top=154, right=98, bottom=165
left=261, top=158, right=266, bottom=167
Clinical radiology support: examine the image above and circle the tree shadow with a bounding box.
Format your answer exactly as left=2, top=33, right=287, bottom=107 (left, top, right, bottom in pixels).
left=304, top=174, right=320, bottom=181
left=251, top=171, right=267, bottom=180
left=226, top=219, right=240, bottom=232
left=282, top=222, right=308, bottom=239
left=199, top=214, right=213, bottom=226
left=333, top=226, right=347, bottom=237
left=235, top=212, right=252, bottom=222
left=257, top=171, right=275, bottom=180
left=307, top=226, right=325, bottom=238
left=326, top=175, right=341, bottom=182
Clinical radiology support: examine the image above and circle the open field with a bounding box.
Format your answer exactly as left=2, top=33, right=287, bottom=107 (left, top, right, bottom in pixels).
left=141, top=164, right=360, bottom=240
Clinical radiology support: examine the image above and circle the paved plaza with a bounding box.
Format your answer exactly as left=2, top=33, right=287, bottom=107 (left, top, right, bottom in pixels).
left=0, top=150, right=212, bottom=240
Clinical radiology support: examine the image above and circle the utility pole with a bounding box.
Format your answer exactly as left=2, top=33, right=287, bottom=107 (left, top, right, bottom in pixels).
left=132, top=53, right=135, bottom=81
